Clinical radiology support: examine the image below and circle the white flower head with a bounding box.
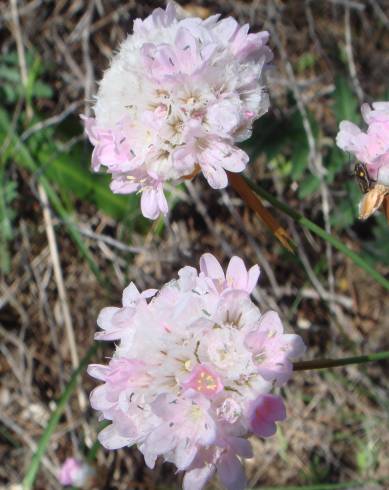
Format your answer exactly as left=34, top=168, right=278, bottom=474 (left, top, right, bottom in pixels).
left=88, top=254, right=305, bottom=490
left=83, top=3, right=273, bottom=219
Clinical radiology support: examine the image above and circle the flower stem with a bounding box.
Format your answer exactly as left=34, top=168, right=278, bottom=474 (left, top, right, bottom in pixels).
left=244, top=176, right=389, bottom=291
left=293, top=350, right=389, bottom=371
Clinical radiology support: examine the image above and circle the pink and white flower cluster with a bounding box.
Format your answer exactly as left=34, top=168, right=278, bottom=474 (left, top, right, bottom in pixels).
left=83, top=3, right=272, bottom=219
left=336, top=102, right=389, bottom=186
left=88, top=254, right=305, bottom=490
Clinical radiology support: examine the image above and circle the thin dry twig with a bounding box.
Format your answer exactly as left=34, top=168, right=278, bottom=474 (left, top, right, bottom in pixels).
left=344, top=6, right=364, bottom=102
left=81, top=1, right=96, bottom=116
left=9, top=0, right=32, bottom=120
left=20, top=102, right=81, bottom=141
left=38, top=185, right=87, bottom=413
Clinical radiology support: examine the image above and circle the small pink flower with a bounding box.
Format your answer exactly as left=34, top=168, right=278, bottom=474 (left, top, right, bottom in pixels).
left=89, top=253, right=305, bottom=490
left=182, top=364, right=224, bottom=398
left=82, top=3, right=273, bottom=219
left=336, top=101, right=389, bottom=185
left=58, top=458, right=94, bottom=487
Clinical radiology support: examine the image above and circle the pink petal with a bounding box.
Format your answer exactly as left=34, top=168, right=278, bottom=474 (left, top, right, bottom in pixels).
left=175, top=442, right=198, bottom=470
left=87, top=364, right=110, bottom=381
left=89, top=385, right=113, bottom=411
left=97, top=307, right=120, bottom=331
left=213, top=17, right=239, bottom=41
left=336, top=121, right=363, bottom=153
left=247, top=264, right=260, bottom=292
left=141, top=288, right=158, bottom=299
left=201, top=162, right=228, bottom=189
left=227, top=437, right=253, bottom=458
left=110, top=177, right=139, bottom=195
left=122, top=282, right=141, bottom=306
left=172, top=146, right=196, bottom=173
left=226, top=256, right=248, bottom=290
left=183, top=466, right=215, bottom=490
left=98, top=423, right=132, bottom=450
left=141, top=187, right=161, bottom=220
left=199, top=253, right=225, bottom=280
left=157, top=186, right=168, bottom=215
left=250, top=394, right=286, bottom=438
left=217, top=452, right=246, bottom=490
left=259, top=310, right=284, bottom=334
left=282, top=333, right=307, bottom=358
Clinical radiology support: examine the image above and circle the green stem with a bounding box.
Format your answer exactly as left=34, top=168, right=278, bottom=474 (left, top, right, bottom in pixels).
left=252, top=479, right=389, bottom=490
left=293, top=350, right=389, bottom=372
left=245, top=177, right=389, bottom=291
left=22, top=344, right=98, bottom=490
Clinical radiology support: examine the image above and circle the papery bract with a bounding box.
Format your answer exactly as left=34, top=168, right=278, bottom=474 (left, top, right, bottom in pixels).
left=82, top=3, right=273, bottom=219
left=89, top=254, right=305, bottom=490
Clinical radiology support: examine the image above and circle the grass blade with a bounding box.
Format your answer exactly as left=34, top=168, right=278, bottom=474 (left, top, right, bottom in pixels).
left=22, top=344, right=98, bottom=490
left=245, top=177, right=389, bottom=291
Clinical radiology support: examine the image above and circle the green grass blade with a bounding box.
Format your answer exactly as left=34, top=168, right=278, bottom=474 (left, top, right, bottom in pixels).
left=22, top=344, right=98, bottom=490
left=245, top=177, right=389, bottom=291
left=0, top=165, right=14, bottom=273
left=252, top=479, right=389, bottom=490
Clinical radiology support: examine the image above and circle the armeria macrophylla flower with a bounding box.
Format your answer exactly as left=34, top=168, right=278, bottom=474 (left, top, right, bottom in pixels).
left=336, top=101, right=389, bottom=220
left=58, top=458, right=95, bottom=487
left=336, top=102, right=389, bottom=186
left=88, top=254, right=305, bottom=490
left=83, top=3, right=273, bottom=219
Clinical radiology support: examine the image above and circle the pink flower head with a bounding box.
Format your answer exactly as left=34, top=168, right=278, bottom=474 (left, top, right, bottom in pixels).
left=336, top=101, right=389, bottom=185
left=58, top=458, right=95, bottom=487
left=88, top=254, right=305, bottom=490
left=82, top=3, right=273, bottom=219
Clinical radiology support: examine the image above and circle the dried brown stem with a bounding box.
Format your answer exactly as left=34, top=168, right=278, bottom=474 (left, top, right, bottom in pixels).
left=227, top=172, right=294, bottom=252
